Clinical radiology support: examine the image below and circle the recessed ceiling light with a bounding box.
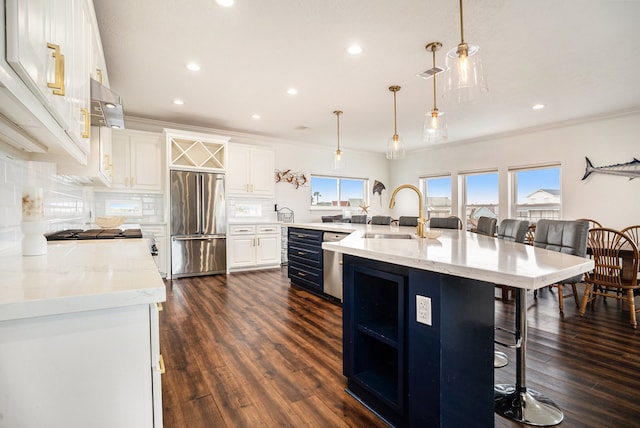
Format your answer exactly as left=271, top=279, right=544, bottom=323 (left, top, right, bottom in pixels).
left=173, top=99, right=184, bottom=105
left=286, top=88, right=298, bottom=95
left=186, top=63, right=200, bottom=71
left=251, top=114, right=261, bottom=119
left=216, top=0, right=234, bottom=7
left=532, top=104, right=545, bottom=110
left=347, top=45, right=363, bottom=55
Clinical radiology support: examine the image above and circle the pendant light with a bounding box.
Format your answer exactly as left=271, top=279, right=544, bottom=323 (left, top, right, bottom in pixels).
left=332, top=110, right=343, bottom=170
left=386, top=86, right=406, bottom=160
left=423, top=42, right=448, bottom=143
left=445, top=0, right=488, bottom=103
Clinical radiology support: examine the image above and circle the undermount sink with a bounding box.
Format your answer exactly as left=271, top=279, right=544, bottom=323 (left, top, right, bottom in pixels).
left=363, top=233, right=415, bottom=240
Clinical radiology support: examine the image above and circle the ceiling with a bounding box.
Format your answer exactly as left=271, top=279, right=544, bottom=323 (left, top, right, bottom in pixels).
left=93, top=0, right=640, bottom=155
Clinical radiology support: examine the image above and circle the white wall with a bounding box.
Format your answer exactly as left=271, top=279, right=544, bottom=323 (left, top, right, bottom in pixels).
left=388, top=110, right=640, bottom=230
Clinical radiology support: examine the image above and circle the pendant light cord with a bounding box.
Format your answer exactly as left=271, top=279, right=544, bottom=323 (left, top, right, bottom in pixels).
left=393, top=90, right=398, bottom=137
left=334, top=110, right=342, bottom=152
left=432, top=47, right=437, bottom=111
left=459, top=0, right=465, bottom=44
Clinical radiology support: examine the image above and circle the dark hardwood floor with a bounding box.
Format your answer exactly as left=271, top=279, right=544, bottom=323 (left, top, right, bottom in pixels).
left=160, top=267, right=640, bottom=428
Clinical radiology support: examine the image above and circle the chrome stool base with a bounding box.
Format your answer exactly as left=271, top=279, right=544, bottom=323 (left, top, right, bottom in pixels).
left=494, top=384, right=564, bottom=426
left=494, top=351, right=508, bottom=368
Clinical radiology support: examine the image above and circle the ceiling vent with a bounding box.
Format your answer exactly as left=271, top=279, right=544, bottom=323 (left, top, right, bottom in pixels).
left=416, top=66, right=445, bottom=79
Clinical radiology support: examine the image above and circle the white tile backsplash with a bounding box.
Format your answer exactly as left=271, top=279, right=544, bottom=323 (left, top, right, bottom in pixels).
left=0, top=151, right=85, bottom=250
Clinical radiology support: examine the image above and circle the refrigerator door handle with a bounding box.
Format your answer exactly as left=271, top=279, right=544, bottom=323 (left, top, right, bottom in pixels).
left=172, top=235, right=226, bottom=241
left=196, top=173, right=202, bottom=234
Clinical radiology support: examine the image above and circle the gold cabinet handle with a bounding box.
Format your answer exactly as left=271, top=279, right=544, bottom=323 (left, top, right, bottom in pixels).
left=46, top=43, right=65, bottom=96
left=297, top=251, right=306, bottom=256
left=124, top=177, right=129, bottom=187
left=157, top=302, right=163, bottom=311
left=96, top=68, right=103, bottom=84
left=297, top=272, right=306, bottom=277
left=131, top=177, right=135, bottom=187
left=80, top=108, right=90, bottom=138
left=159, top=354, right=166, bottom=374
left=104, top=154, right=113, bottom=177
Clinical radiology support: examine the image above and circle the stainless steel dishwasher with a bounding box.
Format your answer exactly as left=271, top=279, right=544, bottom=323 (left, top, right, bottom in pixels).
left=323, top=231, right=349, bottom=302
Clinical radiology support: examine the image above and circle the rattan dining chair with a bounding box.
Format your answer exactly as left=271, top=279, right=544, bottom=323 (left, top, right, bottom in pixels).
left=580, top=227, right=640, bottom=328
left=533, top=219, right=589, bottom=313
left=577, top=218, right=603, bottom=229
left=622, top=225, right=640, bottom=247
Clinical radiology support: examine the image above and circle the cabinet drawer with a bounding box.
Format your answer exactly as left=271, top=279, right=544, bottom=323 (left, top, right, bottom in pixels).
left=288, top=263, right=323, bottom=289
left=229, top=225, right=257, bottom=235
left=288, top=228, right=323, bottom=245
left=288, top=243, right=322, bottom=267
left=257, top=224, right=280, bottom=234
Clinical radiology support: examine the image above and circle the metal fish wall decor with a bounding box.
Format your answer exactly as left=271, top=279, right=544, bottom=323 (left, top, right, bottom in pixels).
left=582, top=157, right=640, bottom=181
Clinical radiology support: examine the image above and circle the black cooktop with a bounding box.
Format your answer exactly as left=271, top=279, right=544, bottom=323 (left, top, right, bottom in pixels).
left=46, top=228, right=143, bottom=241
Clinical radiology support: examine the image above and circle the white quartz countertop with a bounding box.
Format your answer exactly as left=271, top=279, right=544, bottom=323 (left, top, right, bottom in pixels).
left=0, top=239, right=166, bottom=322
left=291, top=223, right=595, bottom=290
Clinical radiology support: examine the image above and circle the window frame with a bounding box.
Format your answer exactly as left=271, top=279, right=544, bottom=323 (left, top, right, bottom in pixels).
left=461, top=170, right=499, bottom=231
left=419, top=174, right=453, bottom=219
left=509, top=164, right=562, bottom=223
left=309, top=174, right=369, bottom=210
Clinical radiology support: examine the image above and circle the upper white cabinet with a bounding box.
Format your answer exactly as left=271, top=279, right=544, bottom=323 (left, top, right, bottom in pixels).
left=227, top=144, right=274, bottom=197
left=110, top=129, right=164, bottom=193
left=56, top=126, right=113, bottom=187
left=165, top=128, right=228, bottom=171
left=5, top=0, right=92, bottom=156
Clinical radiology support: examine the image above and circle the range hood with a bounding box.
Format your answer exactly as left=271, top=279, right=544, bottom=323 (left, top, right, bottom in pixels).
left=90, top=78, right=125, bottom=129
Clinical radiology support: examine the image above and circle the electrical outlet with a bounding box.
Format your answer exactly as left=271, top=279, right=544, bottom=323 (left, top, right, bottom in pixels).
left=416, top=295, right=432, bottom=326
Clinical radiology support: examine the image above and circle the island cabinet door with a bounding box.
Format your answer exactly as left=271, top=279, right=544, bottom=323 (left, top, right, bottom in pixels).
left=407, top=270, right=495, bottom=428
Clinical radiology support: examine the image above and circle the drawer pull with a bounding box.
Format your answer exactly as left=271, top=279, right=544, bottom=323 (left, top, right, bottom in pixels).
left=159, top=354, right=166, bottom=374
left=297, top=251, right=307, bottom=256
left=157, top=302, right=163, bottom=311
left=297, top=272, right=306, bottom=277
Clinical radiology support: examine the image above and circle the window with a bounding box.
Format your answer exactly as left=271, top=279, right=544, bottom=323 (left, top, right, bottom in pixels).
left=511, top=165, right=561, bottom=223
left=310, top=175, right=368, bottom=209
left=462, top=171, right=499, bottom=230
left=420, top=175, right=452, bottom=218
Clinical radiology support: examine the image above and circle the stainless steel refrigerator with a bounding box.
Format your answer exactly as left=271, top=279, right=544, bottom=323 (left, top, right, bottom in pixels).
left=170, top=170, right=226, bottom=278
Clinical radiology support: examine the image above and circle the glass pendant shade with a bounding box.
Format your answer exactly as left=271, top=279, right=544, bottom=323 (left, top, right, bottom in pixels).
left=333, top=148, right=343, bottom=170
left=445, top=43, right=487, bottom=103
left=386, top=134, right=405, bottom=160
left=386, top=85, right=405, bottom=160
left=423, top=108, right=448, bottom=143
left=445, top=0, right=488, bottom=103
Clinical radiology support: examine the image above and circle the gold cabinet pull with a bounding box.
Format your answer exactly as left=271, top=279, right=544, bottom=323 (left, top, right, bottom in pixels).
left=159, top=354, right=166, bottom=374
left=131, top=177, right=135, bottom=187
left=124, top=177, right=129, bottom=187
left=46, top=43, right=65, bottom=96
left=96, top=68, right=103, bottom=84
left=157, top=302, right=163, bottom=311
left=297, top=272, right=306, bottom=277
left=104, top=154, right=113, bottom=177
left=80, top=108, right=90, bottom=138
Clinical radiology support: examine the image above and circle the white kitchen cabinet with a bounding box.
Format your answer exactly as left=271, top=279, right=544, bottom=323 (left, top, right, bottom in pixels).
left=110, top=129, right=164, bottom=193
left=165, top=128, right=228, bottom=171
left=227, top=144, right=275, bottom=197
left=228, top=223, right=281, bottom=272
left=56, top=126, right=112, bottom=186
left=0, top=303, right=162, bottom=428
left=5, top=0, right=92, bottom=155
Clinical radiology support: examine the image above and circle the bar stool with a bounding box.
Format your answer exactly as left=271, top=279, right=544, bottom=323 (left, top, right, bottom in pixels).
left=495, top=219, right=588, bottom=426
